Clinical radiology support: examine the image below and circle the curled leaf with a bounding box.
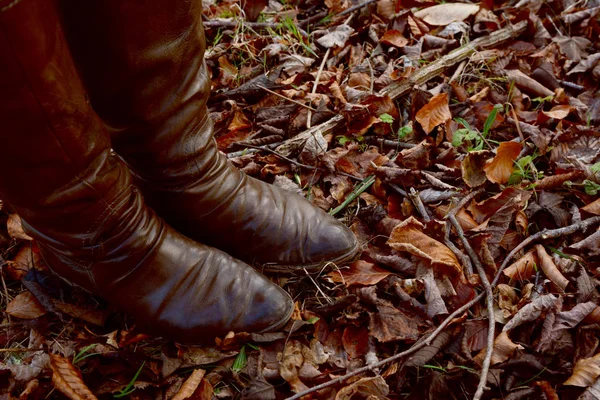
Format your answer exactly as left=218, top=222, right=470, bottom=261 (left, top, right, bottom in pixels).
left=172, top=369, right=206, bottom=400
left=7, top=214, right=33, bottom=241
left=415, top=93, right=451, bottom=134
left=535, top=245, right=569, bottom=292
left=474, top=331, right=523, bottom=366
left=414, top=3, right=480, bottom=26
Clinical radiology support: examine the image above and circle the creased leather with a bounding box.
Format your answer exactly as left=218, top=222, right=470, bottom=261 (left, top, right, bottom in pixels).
left=0, top=0, right=293, bottom=343
left=58, top=0, right=359, bottom=269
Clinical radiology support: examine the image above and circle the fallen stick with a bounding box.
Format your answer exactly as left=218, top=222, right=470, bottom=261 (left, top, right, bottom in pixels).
left=285, top=215, right=600, bottom=400
left=273, top=20, right=527, bottom=154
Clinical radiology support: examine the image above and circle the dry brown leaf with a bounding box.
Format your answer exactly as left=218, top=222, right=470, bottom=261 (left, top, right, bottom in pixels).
left=7, top=214, right=33, bottom=241
left=279, top=340, right=309, bottom=394
left=415, top=93, right=451, bottom=134
left=54, top=302, right=109, bottom=327
left=565, top=353, right=600, bottom=387
left=328, top=260, right=392, bottom=286
left=380, top=30, right=409, bottom=47
left=484, top=141, right=522, bottom=184
left=582, top=198, right=600, bottom=215
left=387, top=216, right=462, bottom=275
left=335, top=376, right=389, bottom=400
left=535, top=245, right=569, bottom=292
left=50, top=354, right=98, bottom=400
left=474, top=331, right=523, bottom=366
left=6, top=291, right=46, bottom=319
left=535, top=171, right=582, bottom=190
left=505, top=69, right=554, bottom=97
left=461, top=150, right=493, bottom=187
left=543, top=105, right=572, bottom=120
left=413, top=3, right=479, bottom=26
left=172, top=369, right=206, bottom=400
left=503, top=294, right=560, bottom=332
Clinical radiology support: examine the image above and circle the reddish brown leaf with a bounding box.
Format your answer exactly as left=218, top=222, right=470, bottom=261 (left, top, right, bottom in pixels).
left=415, top=93, right=451, bottom=134
left=535, top=245, right=569, bottom=292
left=6, top=291, right=46, bottom=319
left=461, top=150, right=493, bottom=187
left=543, top=105, right=572, bottom=120
left=50, top=354, right=98, bottom=400
left=484, top=141, right=522, bottom=184
left=503, top=249, right=538, bottom=280
left=582, top=198, right=600, bottom=215
left=328, top=260, right=392, bottom=286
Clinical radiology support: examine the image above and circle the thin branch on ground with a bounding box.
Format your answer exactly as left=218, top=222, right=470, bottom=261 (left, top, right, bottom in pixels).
left=409, top=188, right=430, bottom=222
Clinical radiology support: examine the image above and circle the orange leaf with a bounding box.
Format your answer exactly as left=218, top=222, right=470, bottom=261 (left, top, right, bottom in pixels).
left=380, top=30, right=408, bottom=47
left=387, top=217, right=461, bottom=275
left=543, top=105, right=572, bottom=120
left=172, top=369, right=206, bottom=400
left=483, top=141, right=522, bottom=184
left=6, top=291, right=46, bottom=319
left=535, top=245, right=569, bottom=292
left=50, top=354, right=98, bottom=400
left=415, top=93, right=451, bottom=134
left=328, top=260, right=392, bottom=286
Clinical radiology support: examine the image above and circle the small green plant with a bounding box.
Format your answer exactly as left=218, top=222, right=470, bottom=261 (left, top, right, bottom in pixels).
left=379, top=113, right=412, bottom=140
left=72, top=344, right=99, bottom=365
left=452, top=105, right=501, bottom=151
left=509, top=154, right=542, bottom=185
left=531, top=95, right=554, bottom=109
left=280, top=18, right=316, bottom=57
left=114, top=361, right=145, bottom=398
left=583, top=179, right=600, bottom=195
left=232, top=345, right=247, bottom=373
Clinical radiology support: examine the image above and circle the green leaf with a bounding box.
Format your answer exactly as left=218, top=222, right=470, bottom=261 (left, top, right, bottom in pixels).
left=584, top=180, right=600, bottom=196
left=451, top=129, right=468, bottom=147
left=73, top=344, right=98, bottom=365
left=337, top=135, right=351, bottom=145
left=232, top=346, right=247, bottom=373
left=379, top=113, right=394, bottom=124
left=306, top=317, right=320, bottom=324
left=591, top=162, right=600, bottom=174
left=398, top=125, right=412, bottom=139
left=114, top=361, right=145, bottom=398
left=454, top=117, right=471, bottom=130
left=482, top=104, right=501, bottom=135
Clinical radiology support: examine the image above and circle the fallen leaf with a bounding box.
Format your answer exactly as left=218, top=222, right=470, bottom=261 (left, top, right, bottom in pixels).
left=317, top=24, right=354, bottom=48
left=414, top=3, right=480, bottom=26
left=461, top=150, right=493, bottom=187
left=543, top=105, right=572, bottom=120
left=565, top=353, right=600, bottom=387
left=50, top=354, right=98, bottom=400
left=582, top=198, right=600, bottom=215
left=328, top=260, right=393, bottom=286
left=335, top=376, right=389, bottom=400
left=6, top=291, right=46, bottom=319
left=474, top=331, right=524, bottom=366
left=172, top=369, right=205, bottom=400
left=7, top=214, right=33, bottom=241
left=387, top=217, right=462, bottom=276
left=380, top=30, right=409, bottom=47
left=484, top=141, right=522, bottom=184
left=503, top=294, right=560, bottom=332
left=279, top=340, right=309, bottom=393
left=415, top=93, right=451, bottom=134
left=553, top=36, right=591, bottom=62
left=535, top=245, right=569, bottom=292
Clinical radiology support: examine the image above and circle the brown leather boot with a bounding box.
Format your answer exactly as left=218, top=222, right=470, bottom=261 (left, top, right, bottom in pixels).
left=0, top=0, right=293, bottom=343
left=57, top=0, right=360, bottom=272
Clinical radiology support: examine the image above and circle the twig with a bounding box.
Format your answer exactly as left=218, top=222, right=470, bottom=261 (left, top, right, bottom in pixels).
left=336, top=0, right=378, bottom=17
left=285, top=215, right=600, bottom=399
left=258, top=85, right=316, bottom=111
left=307, top=47, right=331, bottom=129
left=409, top=188, right=430, bottom=222
left=203, top=20, right=309, bottom=38
left=445, top=220, right=474, bottom=275
left=369, top=138, right=416, bottom=149
left=226, top=142, right=282, bottom=159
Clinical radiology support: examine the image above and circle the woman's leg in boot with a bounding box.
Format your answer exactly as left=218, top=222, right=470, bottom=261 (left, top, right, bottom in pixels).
left=0, top=0, right=292, bottom=343
left=56, top=0, right=359, bottom=271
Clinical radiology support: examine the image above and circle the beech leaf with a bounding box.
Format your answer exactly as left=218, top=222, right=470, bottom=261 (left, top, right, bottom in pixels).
left=565, top=353, right=600, bottom=387
left=50, top=354, right=98, bottom=400
left=484, top=141, right=522, bottom=184
left=6, top=291, right=46, bottom=319
left=172, top=369, right=206, bottom=400
left=474, top=331, right=523, bottom=366
left=415, top=93, right=451, bottom=134
left=535, top=245, right=569, bottom=292
left=328, top=260, right=393, bottom=286
left=503, top=294, right=560, bottom=332
left=414, top=3, right=480, bottom=26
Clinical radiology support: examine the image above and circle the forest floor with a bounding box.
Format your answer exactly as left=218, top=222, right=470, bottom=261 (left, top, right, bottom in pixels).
left=2, top=0, right=600, bottom=399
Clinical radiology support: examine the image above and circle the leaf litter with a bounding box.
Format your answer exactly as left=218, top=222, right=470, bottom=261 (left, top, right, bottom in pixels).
left=2, top=0, right=600, bottom=399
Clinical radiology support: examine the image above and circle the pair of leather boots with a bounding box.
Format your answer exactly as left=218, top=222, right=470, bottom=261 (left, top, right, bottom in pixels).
left=0, top=0, right=358, bottom=343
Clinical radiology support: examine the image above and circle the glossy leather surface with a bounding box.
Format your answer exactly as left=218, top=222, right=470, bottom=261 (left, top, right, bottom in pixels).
left=58, top=0, right=359, bottom=270
left=0, top=0, right=293, bottom=343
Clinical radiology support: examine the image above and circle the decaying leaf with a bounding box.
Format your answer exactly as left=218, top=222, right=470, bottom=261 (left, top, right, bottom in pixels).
left=335, top=376, right=389, bottom=400
left=461, top=150, right=493, bottom=187
left=279, top=340, right=309, bottom=393
left=503, top=294, right=560, bottom=332
left=172, top=369, right=205, bottom=400
left=414, top=3, right=480, bottom=26
left=317, top=24, right=354, bottom=48
left=380, top=30, right=409, bottom=47
left=483, top=141, right=522, bottom=184
left=415, top=93, right=451, bottom=134
left=6, top=291, right=46, bottom=319
left=582, top=198, right=600, bottom=215
left=50, top=354, right=98, bottom=400
left=565, top=353, right=600, bottom=387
